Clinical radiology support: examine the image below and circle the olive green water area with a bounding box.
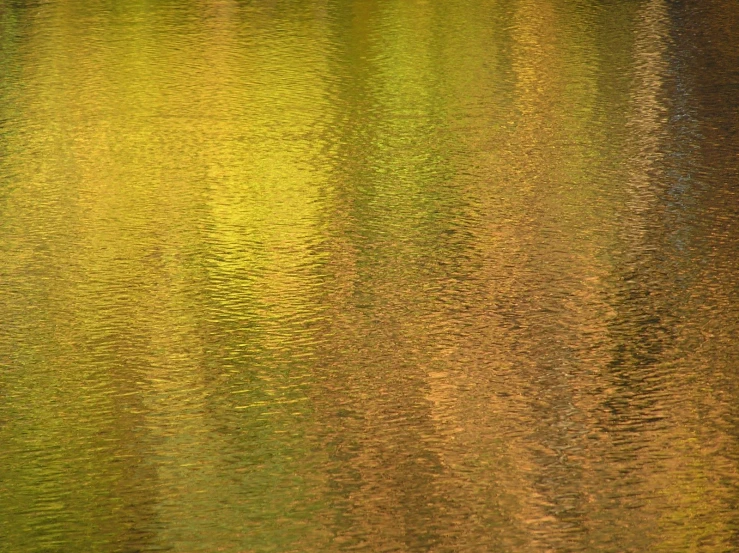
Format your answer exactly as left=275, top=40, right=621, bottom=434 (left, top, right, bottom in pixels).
left=1, top=0, right=739, bottom=551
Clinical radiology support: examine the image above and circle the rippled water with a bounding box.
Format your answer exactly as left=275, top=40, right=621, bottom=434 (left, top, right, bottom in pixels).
left=1, top=0, right=738, bottom=551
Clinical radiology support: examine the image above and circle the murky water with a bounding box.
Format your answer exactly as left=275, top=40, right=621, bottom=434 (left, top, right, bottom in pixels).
left=1, top=0, right=738, bottom=551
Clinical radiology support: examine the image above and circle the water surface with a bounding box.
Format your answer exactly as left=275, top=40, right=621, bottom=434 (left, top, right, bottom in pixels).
left=1, top=0, right=739, bottom=551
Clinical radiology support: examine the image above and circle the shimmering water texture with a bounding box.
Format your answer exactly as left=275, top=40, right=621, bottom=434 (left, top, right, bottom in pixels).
left=2, top=0, right=739, bottom=551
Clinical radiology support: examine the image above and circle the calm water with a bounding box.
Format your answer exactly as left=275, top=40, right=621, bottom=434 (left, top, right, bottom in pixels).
left=1, top=0, right=738, bottom=551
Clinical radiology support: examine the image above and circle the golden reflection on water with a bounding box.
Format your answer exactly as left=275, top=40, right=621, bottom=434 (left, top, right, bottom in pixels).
left=1, top=0, right=738, bottom=551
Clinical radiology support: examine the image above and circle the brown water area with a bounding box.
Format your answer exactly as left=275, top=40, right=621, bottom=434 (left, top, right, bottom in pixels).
left=1, top=0, right=738, bottom=551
